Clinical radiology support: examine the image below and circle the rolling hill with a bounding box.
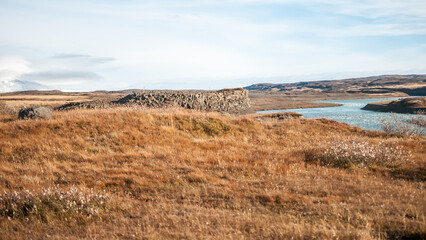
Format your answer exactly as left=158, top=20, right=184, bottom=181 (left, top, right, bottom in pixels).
left=246, top=75, right=426, bottom=111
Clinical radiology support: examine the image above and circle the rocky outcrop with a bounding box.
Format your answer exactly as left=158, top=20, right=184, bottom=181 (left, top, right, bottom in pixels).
left=18, top=106, right=52, bottom=119
left=114, top=88, right=252, bottom=115
left=362, top=97, right=426, bottom=114
left=57, top=88, right=253, bottom=115
left=55, top=100, right=113, bottom=111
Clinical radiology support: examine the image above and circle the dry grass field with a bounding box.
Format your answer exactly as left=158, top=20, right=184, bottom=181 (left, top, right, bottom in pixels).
left=0, top=104, right=425, bottom=239
left=0, top=91, right=124, bottom=114
left=0, top=95, right=91, bottom=109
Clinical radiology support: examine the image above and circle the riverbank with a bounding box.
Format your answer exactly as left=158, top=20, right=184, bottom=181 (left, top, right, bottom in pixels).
left=362, top=97, right=426, bottom=114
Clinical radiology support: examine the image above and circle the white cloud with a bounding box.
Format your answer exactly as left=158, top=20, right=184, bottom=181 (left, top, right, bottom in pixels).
left=50, top=54, right=115, bottom=65
left=323, top=0, right=426, bottom=19
left=325, top=22, right=426, bottom=37
left=226, top=0, right=426, bottom=18
left=23, top=71, right=101, bottom=85
left=0, top=53, right=114, bottom=88
left=21, top=54, right=114, bottom=85
left=0, top=55, right=32, bottom=82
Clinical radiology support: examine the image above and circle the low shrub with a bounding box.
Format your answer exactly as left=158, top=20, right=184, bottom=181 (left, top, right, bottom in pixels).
left=380, top=112, right=425, bottom=136
left=407, top=110, right=426, bottom=128
left=0, top=187, right=109, bottom=222
left=305, top=140, right=412, bottom=168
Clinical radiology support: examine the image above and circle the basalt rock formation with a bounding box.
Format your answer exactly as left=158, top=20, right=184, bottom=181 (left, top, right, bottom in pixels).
left=18, top=106, right=52, bottom=119
left=57, top=88, right=253, bottom=115
left=114, top=88, right=252, bottom=115
left=362, top=97, right=426, bottom=114
left=55, top=100, right=113, bottom=111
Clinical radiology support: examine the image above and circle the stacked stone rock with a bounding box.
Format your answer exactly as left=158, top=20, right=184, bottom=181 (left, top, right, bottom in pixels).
left=114, top=88, right=252, bottom=114
left=55, top=100, right=112, bottom=111
left=57, top=88, right=252, bottom=115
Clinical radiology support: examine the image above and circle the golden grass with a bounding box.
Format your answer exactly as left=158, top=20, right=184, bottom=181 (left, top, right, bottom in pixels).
left=0, top=92, right=122, bottom=110
left=0, top=95, right=88, bottom=100
left=1, top=100, right=87, bottom=108
left=0, top=107, right=425, bottom=239
left=248, top=95, right=341, bottom=111
left=0, top=94, right=92, bottom=108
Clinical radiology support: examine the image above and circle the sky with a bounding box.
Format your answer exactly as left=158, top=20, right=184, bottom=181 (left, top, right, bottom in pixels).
left=0, top=0, right=426, bottom=91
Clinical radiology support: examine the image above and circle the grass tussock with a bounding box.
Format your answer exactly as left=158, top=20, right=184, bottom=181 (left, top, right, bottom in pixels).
left=0, top=187, right=109, bottom=223
left=0, top=107, right=425, bottom=239
left=304, top=138, right=413, bottom=168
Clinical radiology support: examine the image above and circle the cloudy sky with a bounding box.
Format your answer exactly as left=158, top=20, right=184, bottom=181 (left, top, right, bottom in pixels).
left=0, top=0, right=426, bottom=91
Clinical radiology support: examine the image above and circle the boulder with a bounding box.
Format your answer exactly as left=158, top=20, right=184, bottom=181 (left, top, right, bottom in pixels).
left=18, top=106, right=52, bottom=120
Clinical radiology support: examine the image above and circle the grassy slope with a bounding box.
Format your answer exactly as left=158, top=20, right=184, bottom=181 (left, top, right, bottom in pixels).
left=0, top=107, right=425, bottom=239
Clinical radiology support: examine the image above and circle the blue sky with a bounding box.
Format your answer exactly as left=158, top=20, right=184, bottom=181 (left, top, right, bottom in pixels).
left=0, top=0, right=425, bottom=91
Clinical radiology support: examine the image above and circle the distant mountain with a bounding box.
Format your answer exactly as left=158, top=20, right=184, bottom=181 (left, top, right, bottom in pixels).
left=245, top=74, right=426, bottom=96
left=0, top=80, right=49, bottom=93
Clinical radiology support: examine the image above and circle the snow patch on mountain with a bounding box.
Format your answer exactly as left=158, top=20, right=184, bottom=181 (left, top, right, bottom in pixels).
left=0, top=80, right=49, bottom=93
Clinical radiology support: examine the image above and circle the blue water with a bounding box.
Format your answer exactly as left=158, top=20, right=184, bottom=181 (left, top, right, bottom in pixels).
left=257, top=97, right=422, bottom=131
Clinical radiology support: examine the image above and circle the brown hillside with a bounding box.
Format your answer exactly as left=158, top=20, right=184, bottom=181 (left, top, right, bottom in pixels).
left=363, top=97, right=426, bottom=114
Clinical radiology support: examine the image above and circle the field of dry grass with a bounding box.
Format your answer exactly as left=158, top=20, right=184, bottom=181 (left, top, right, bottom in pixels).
left=0, top=106, right=425, bottom=239
left=0, top=92, right=124, bottom=114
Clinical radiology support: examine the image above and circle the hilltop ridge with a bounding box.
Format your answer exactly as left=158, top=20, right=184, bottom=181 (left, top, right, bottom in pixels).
left=246, top=74, right=426, bottom=111
left=245, top=74, right=426, bottom=95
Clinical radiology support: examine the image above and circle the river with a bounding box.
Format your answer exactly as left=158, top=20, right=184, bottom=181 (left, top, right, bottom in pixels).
left=257, top=97, right=423, bottom=131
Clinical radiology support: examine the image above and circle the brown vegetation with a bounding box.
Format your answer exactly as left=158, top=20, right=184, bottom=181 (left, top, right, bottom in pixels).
left=363, top=97, right=426, bottom=114
left=246, top=74, right=426, bottom=95
left=0, top=106, right=425, bottom=239
left=0, top=91, right=124, bottom=112
left=248, top=92, right=342, bottom=111
left=380, top=112, right=426, bottom=137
